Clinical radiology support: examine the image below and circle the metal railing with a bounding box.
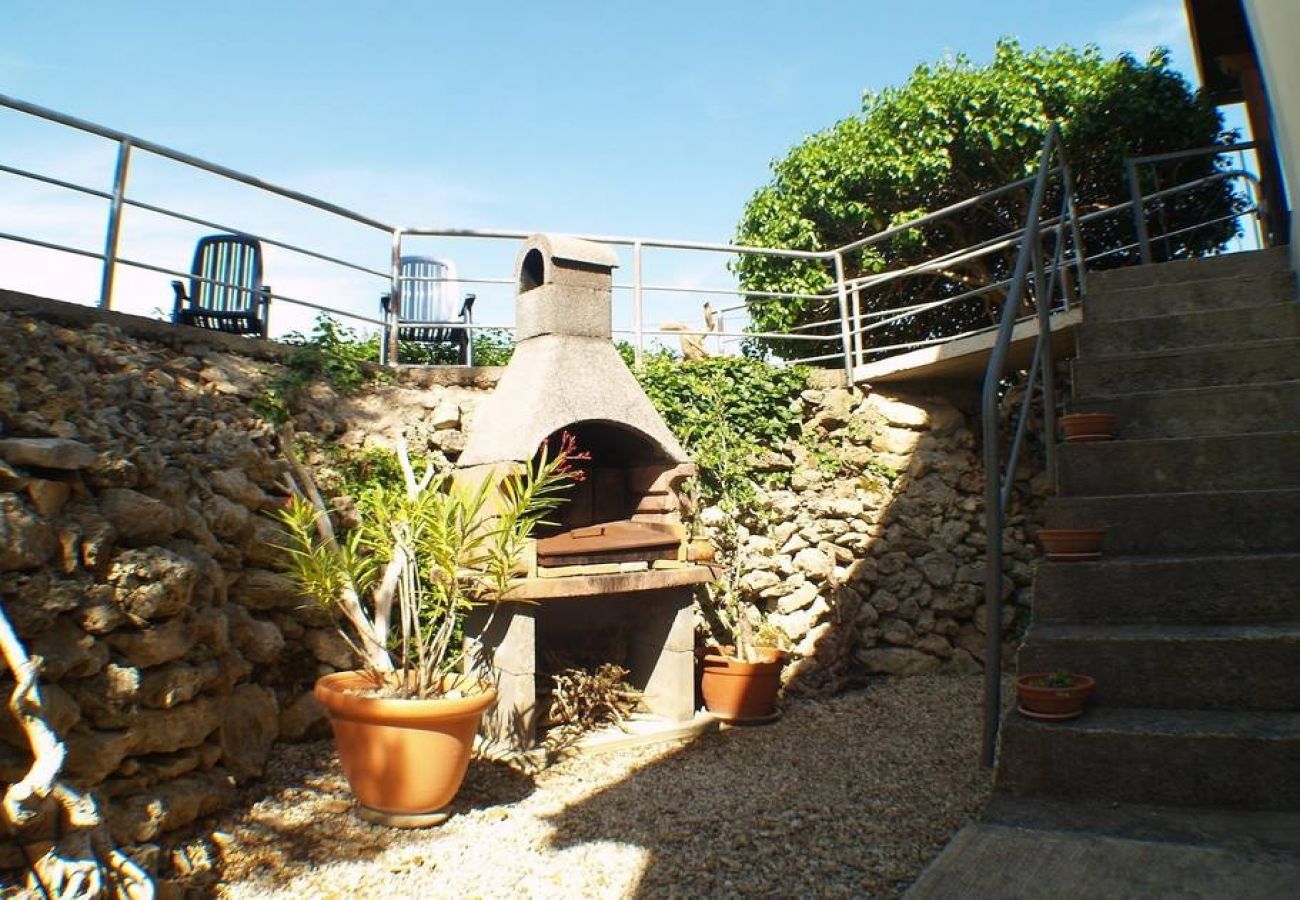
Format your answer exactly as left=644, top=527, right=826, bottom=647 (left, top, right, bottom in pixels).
left=0, top=93, right=1268, bottom=381
left=0, top=93, right=838, bottom=371
left=1126, top=142, right=1263, bottom=264
left=978, top=123, right=1082, bottom=768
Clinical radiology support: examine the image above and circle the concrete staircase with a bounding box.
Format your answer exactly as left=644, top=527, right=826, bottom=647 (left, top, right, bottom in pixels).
left=909, top=248, right=1300, bottom=897
left=998, top=246, right=1300, bottom=810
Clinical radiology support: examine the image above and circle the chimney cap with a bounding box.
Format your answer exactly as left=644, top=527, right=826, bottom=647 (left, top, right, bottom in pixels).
left=516, top=233, right=618, bottom=292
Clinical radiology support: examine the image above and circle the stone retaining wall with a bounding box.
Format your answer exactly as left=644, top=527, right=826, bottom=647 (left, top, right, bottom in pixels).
left=693, top=386, right=1046, bottom=693
left=0, top=299, right=1045, bottom=855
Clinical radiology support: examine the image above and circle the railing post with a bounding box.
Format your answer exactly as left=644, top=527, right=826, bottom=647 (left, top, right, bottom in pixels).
left=385, top=229, right=402, bottom=367
left=833, top=252, right=853, bottom=382
left=980, top=373, right=1005, bottom=769
left=1039, top=225, right=1059, bottom=488
left=1061, top=164, right=1087, bottom=298
left=98, top=139, right=132, bottom=309
left=851, top=282, right=864, bottom=369
left=1126, top=157, right=1152, bottom=265
left=632, top=240, right=644, bottom=366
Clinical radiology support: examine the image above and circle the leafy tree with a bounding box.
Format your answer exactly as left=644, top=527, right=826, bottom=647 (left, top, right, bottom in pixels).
left=734, top=40, right=1241, bottom=360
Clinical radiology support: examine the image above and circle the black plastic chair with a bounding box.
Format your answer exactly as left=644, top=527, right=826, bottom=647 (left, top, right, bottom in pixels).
left=380, top=256, right=476, bottom=364
left=172, top=234, right=271, bottom=337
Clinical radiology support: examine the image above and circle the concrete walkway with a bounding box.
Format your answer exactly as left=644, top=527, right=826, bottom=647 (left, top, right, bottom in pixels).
left=907, top=795, right=1300, bottom=899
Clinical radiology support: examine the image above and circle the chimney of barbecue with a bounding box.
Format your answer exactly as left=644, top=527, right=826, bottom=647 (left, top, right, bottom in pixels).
left=457, top=233, right=689, bottom=471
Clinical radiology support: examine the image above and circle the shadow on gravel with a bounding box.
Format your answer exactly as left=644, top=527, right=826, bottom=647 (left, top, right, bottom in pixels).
left=541, top=676, right=994, bottom=899
left=171, top=740, right=537, bottom=891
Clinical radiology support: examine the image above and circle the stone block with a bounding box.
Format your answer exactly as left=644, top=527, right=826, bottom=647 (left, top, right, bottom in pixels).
left=231, top=568, right=305, bottom=611
left=0, top=495, right=55, bottom=572
left=26, top=479, right=71, bottom=517
left=31, top=617, right=107, bottom=679
left=203, top=494, right=250, bottom=541
left=304, top=627, right=354, bottom=669
left=108, top=614, right=196, bottom=668
left=478, top=670, right=537, bottom=754
left=0, top=437, right=97, bottom=470
left=106, top=770, right=232, bottom=844
left=218, top=684, right=279, bottom=782
left=225, top=607, right=284, bottom=664
left=209, top=468, right=269, bottom=510
left=98, top=489, right=178, bottom=547
left=639, top=647, right=694, bottom=722
left=108, top=547, right=199, bottom=620
left=279, top=691, right=326, bottom=741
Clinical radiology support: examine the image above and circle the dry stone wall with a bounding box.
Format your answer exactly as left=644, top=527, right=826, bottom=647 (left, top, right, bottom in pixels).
left=0, top=300, right=1045, bottom=859
left=693, top=385, right=1047, bottom=693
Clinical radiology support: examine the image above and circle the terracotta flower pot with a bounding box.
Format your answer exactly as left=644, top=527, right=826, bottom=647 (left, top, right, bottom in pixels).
left=699, top=646, right=786, bottom=723
left=314, top=671, right=496, bottom=821
left=1037, top=528, right=1105, bottom=560
left=1016, top=673, right=1096, bottom=721
left=1061, top=412, right=1118, bottom=442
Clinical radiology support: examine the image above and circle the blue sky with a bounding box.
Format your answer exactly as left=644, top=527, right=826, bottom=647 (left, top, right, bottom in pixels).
left=0, top=0, right=1240, bottom=339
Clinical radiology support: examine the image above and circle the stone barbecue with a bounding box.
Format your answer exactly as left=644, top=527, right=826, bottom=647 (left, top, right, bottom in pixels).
left=456, top=234, right=713, bottom=752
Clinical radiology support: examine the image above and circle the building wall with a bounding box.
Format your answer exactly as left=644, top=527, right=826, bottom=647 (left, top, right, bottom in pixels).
left=1245, top=0, right=1300, bottom=269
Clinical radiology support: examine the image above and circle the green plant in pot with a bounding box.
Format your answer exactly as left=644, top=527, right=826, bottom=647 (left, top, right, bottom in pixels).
left=696, top=498, right=791, bottom=722
left=1015, top=670, right=1096, bottom=722
left=276, top=434, right=579, bottom=825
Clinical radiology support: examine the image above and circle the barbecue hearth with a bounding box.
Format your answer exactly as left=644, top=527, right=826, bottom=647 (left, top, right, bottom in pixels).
left=457, top=234, right=713, bottom=752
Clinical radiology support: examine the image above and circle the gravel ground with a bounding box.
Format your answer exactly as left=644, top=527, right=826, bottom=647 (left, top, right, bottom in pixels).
left=179, top=675, right=996, bottom=898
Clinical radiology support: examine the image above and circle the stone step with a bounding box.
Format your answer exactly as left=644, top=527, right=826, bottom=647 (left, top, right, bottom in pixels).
left=1034, top=553, right=1300, bottom=625
left=1044, top=489, right=1300, bottom=555
left=1019, top=622, right=1300, bottom=710
left=1088, top=248, right=1290, bottom=293
left=1071, top=337, right=1300, bottom=396
left=1077, top=301, right=1299, bottom=356
left=1056, top=431, right=1300, bottom=496
left=1083, top=270, right=1295, bottom=323
left=1068, top=380, right=1300, bottom=440
left=996, top=707, right=1300, bottom=809
left=908, top=798, right=1300, bottom=899
left=979, top=794, right=1300, bottom=857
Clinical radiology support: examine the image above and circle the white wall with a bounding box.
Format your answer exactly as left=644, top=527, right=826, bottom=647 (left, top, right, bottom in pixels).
left=1245, top=0, right=1300, bottom=272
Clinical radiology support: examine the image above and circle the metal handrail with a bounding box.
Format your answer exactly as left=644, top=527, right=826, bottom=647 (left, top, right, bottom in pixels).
left=2, top=93, right=840, bottom=367
left=0, top=92, right=1270, bottom=377
left=978, top=122, right=1078, bottom=768
left=1126, top=142, right=1261, bottom=264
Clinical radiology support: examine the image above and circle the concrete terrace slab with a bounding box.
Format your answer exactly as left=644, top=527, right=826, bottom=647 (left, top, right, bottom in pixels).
left=854, top=307, right=1081, bottom=386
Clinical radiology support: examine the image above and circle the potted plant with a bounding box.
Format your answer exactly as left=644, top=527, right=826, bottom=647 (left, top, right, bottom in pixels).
left=698, top=589, right=789, bottom=723
left=695, top=503, right=790, bottom=722
left=1037, top=527, right=1106, bottom=560
left=1016, top=670, right=1096, bottom=721
left=1060, top=411, right=1118, bottom=442
left=276, top=434, right=580, bottom=825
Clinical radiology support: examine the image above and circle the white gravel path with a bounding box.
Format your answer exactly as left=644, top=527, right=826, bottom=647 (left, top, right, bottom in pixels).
left=183, top=675, right=996, bottom=899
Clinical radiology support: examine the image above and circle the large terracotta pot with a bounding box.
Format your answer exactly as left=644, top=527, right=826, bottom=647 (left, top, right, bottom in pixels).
left=699, top=646, right=786, bottom=722
left=314, top=671, right=496, bottom=819
left=1015, top=673, right=1096, bottom=721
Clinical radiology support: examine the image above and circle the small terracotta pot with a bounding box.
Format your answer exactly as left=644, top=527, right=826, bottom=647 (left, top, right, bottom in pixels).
left=1061, top=412, right=1117, bottom=442
left=1016, top=673, right=1096, bottom=720
left=1037, top=528, right=1105, bottom=560
left=315, top=671, right=495, bottom=817
left=699, top=646, right=786, bottom=722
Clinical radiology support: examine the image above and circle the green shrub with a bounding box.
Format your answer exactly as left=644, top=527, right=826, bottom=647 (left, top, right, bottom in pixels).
left=631, top=354, right=808, bottom=505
